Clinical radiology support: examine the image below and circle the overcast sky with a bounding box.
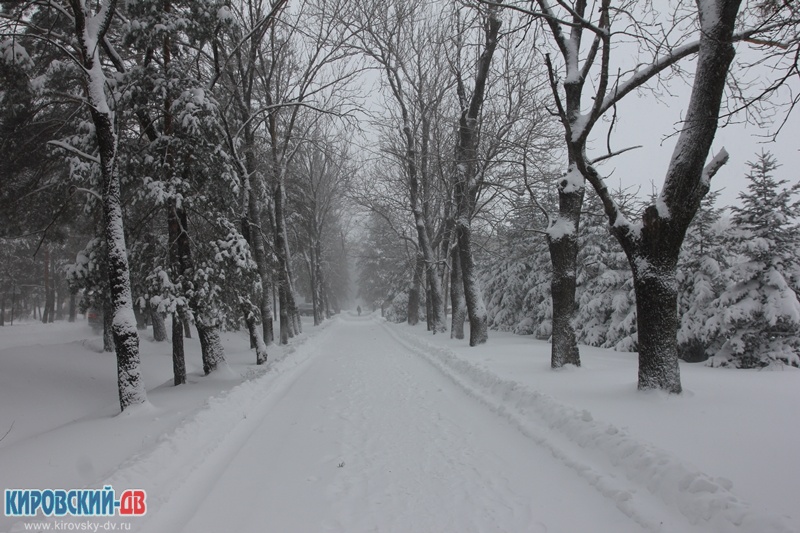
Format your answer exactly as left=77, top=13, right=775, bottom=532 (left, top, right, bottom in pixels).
left=583, top=32, right=800, bottom=211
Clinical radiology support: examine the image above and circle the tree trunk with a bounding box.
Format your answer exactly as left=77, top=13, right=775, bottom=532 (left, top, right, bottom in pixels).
left=547, top=183, right=583, bottom=367
left=407, top=193, right=447, bottom=333
left=308, top=248, right=322, bottom=326
left=398, top=115, right=446, bottom=331
left=46, top=253, right=56, bottom=323
left=241, top=131, right=274, bottom=346
left=68, top=290, right=77, bottom=322
left=314, top=254, right=324, bottom=326
left=456, top=219, right=488, bottom=346
left=103, top=295, right=114, bottom=352
left=243, top=306, right=268, bottom=365
left=450, top=244, right=466, bottom=339
left=631, top=257, right=681, bottom=392
left=449, top=6, right=501, bottom=345
left=323, top=281, right=332, bottom=319
left=171, top=312, right=186, bottom=385
left=278, top=284, right=290, bottom=344
left=76, top=15, right=147, bottom=410
left=42, top=247, right=50, bottom=323
left=151, top=305, right=167, bottom=342
left=133, top=306, right=147, bottom=330
left=426, top=274, right=433, bottom=331
left=197, top=323, right=225, bottom=375
left=167, top=198, right=188, bottom=379
left=1, top=295, right=5, bottom=326
left=408, top=254, right=423, bottom=326
left=273, top=180, right=298, bottom=343
left=55, top=278, right=65, bottom=321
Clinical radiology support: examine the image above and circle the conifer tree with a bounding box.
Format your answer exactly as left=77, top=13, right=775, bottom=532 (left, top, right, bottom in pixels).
left=676, top=191, right=730, bottom=362
left=706, top=152, right=800, bottom=368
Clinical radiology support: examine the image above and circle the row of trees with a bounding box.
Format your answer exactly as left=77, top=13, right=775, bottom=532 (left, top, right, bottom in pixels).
left=471, top=152, right=799, bottom=369
left=354, top=0, right=799, bottom=393
left=2, top=0, right=798, bottom=410
left=1, top=0, right=354, bottom=411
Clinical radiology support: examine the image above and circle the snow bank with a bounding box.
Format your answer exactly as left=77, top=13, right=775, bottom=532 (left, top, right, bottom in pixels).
left=3, top=318, right=336, bottom=533
left=380, top=320, right=795, bottom=533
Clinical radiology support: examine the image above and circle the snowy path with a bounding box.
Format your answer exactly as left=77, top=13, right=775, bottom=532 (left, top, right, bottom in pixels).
left=147, top=316, right=647, bottom=533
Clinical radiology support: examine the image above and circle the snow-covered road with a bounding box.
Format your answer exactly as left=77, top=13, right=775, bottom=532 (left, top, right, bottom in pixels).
left=150, top=316, right=646, bottom=533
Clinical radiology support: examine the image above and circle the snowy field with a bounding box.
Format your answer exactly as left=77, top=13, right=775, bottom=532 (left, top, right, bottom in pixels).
left=1, top=314, right=798, bottom=533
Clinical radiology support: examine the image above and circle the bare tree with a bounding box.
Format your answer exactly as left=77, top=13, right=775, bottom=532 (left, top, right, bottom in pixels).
left=291, top=125, right=353, bottom=325
left=449, top=1, right=503, bottom=345
left=347, top=0, right=451, bottom=333
left=526, top=0, right=798, bottom=390
left=255, top=0, right=359, bottom=344
left=488, top=0, right=798, bottom=384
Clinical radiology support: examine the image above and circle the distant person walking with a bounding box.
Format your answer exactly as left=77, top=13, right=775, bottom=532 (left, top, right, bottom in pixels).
left=357, top=305, right=362, bottom=316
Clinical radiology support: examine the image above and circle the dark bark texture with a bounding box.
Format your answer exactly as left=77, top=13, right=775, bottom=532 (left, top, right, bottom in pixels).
left=547, top=184, right=583, bottom=367
left=450, top=5, right=502, bottom=346
left=449, top=244, right=466, bottom=340
left=588, top=1, right=742, bottom=393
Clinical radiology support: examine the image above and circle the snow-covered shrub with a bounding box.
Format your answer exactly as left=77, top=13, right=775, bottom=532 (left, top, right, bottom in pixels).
left=384, top=289, right=425, bottom=324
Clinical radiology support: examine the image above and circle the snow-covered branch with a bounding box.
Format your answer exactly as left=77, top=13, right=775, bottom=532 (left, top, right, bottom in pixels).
left=700, top=148, right=730, bottom=187
left=47, top=140, right=100, bottom=164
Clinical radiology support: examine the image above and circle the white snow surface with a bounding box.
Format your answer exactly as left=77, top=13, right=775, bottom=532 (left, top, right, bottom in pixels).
left=1, top=315, right=798, bottom=532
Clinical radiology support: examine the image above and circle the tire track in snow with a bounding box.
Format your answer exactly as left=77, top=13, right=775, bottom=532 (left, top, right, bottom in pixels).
left=83, top=316, right=651, bottom=533
left=88, top=321, right=338, bottom=533
left=379, top=319, right=796, bottom=533
left=319, top=329, right=538, bottom=532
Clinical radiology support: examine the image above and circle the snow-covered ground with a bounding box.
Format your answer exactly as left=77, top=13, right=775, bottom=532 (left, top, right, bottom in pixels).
left=1, top=314, right=797, bottom=532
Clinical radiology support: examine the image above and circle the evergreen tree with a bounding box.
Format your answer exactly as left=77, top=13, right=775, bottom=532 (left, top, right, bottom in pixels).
left=479, top=195, right=553, bottom=339
left=575, top=191, right=637, bottom=351
left=676, top=191, right=730, bottom=362
left=706, top=152, right=800, bottom=368
left=357, top=214, right=414, bottom=320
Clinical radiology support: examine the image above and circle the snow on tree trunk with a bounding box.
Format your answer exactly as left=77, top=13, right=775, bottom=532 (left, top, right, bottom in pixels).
left=631, top=258, right=681, bottom=392
left=314, top=249, right=324, bottom=326
left=197, top=323, right=225, bottom=375
left=167, top=198, right=187, bottom=382
left=450, top=5, right=501, bottom=346
left=406, top=155, right=447, bottom=332
left=242, top=171, right=274, bottom=346
left=408, top=254, right=423, bottom=326
left=450, top=244, right=466, bottom=340
left=150, top=305, right=167, bottom=342
left=243, top=307, right=268, bottom=365
left=273, top=179, right=299, bottom=344
left=171, top=312, right=186, bottom=385
left=456, top=219, right=488, bottom=346
left=547, top=181, right=583, bottom=368
left=104, top=185, right=147, bottom=410
left=584, top=1, right=741, bottom=393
